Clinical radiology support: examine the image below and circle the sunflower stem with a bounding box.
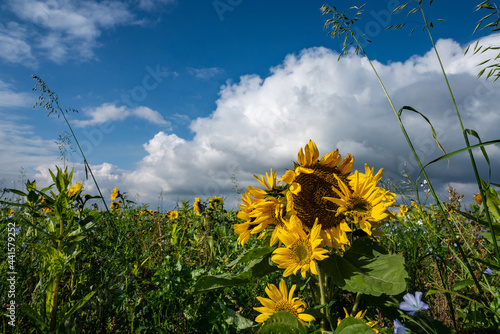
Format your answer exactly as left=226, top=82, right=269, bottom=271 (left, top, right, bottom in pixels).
left=316, top=262, right=330, bottom=331
left=351, top=292, right=361, bottom=316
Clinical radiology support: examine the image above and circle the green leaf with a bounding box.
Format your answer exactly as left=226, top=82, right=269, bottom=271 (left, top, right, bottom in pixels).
left=60, top=290, right=97, bottom=325
left=336, top=317, right=376, bottom=333
left=226, top=244, right=276, bottom=268
left=321, top=238, right=407, bottom=296
left=421, top=140, right=500, bottom=171
left=191, top=253, right=278, bottom=293
left=20, top=303, right=48, bottom=332
left=453, top=279, right=474, bottom=291
left=219, top=302, right=255, bottom=330
left=257, top=311, right=308, bottom=334
left=398, top=106, right=446, bottom=155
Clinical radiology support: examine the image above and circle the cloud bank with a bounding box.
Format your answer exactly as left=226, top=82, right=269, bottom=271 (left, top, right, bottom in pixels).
left=12, top=34, right=500, bottom=209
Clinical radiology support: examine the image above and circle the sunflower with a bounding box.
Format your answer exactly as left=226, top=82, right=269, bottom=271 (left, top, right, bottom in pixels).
left=110, top=201, right=121, bottom=211
left=68, top=182, right=82, bottom=197
left=398, top=204, right=408, bottom=218
left=254, top=279, right=315, bottom=325
left=235, top=169, right=289, bottom=245
left=280, top=140, right=354, bottom=250
left=193, top=197, right=203, bottom=215
left=271, top=219, right=329, bottom=277
left=325, top=164, right=396, bottom=235
left=110, top=187, right=120, bottom=200
left=209, top=196, right=224, bottom=209
left=474, top=193, right=483, bottom=205
left=168, top=210, right=179, bottom=219
left=249, top=196, right=289, bottom=246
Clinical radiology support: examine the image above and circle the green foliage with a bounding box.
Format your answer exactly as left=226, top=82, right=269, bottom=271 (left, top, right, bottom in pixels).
left=321, top=238, right=408, bottom=297
left=257, top=311, right=308, bottom=334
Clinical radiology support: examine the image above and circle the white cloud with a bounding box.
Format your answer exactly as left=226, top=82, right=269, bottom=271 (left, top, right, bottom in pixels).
left=0, top=22, right=36, bottom=66
left=138, top=0, right=177, bottom=11
left=74, top=103, right=170, bottom=127
left=5, top=0, right=135, bottom=63
left=3, top=35, right=500, bottom=211
left=187, top=67, right=223, bottom=79
left=116, top=36, right=500, bottom=208
left=0, top=80, right=34, bottom=109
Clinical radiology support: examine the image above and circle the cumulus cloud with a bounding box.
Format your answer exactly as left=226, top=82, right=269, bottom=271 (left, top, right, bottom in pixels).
left=117, top=35, right=500, bottom=208
left=4, top=35, right=500, bottom=210
left=73, top=103, right=170, bottom=127
left=4, top=0, right=136, bottom=63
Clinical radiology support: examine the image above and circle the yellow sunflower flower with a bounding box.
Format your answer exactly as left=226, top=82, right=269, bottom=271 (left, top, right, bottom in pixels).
left=280, top=140, right=354, bottom=251
left=271, top=219, right=329, bottom=277
left=325, top=164, right=396, bottom=235
left=110, top=201, right=121, bottom=211
left=209, top=196, right=224, bottom=209
left=254, top=279, right=315, bottom=326
left=168, top=210, right=179, bottom=219
left=68, top=182, right=82, bottom=197
left=110, top=187, right=120, bottom=200
left=235, top=169, right=289, bottom=245
left=398, top=204, right=408, bottom=218
left=249, top=196, right=289, bottom=246
left=474, top=193, right=483, bottom=205
left=193, top=197, right=202, bottom=215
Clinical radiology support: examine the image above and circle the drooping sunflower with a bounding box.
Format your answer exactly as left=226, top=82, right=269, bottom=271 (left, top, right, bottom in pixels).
left=110, top=187, right=120, bottom=200
left=325, top=164, right=396, bottom=235
left=280, top=140, right=354, bottom=250
left=254, top=279, right=315, bottom=325
left=68, top=182, right=82, bottom=197
left=271, top=219, right=329, bottom=277
left=193, top=197, right=203, bottom=216
left=235, top=169, right=290, bottom=245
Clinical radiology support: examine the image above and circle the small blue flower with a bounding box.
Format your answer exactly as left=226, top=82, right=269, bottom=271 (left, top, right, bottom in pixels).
left=394, top=319, right=408, bottom=334
left=399, top=291, right=429, bottom=316
left=484, top=267, right=494, bottom=275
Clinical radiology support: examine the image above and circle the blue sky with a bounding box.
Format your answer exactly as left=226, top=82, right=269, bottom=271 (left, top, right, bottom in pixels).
left=0, top=0, right=499, bottom=210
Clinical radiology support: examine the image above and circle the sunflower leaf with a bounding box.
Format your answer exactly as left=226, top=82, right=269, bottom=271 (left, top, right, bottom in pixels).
left=320, top=238, right=407, bottom=296
left=336, top=316, right=377, bottom=333
left=257, top=311, right=308, bottom=334
left=190, top=253, right=278, bottom=294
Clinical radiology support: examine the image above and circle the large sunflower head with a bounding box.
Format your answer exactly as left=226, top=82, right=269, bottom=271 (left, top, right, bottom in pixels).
left=271, top=219, right=329, bottom=277
left=280, top=140, right=354, bottom=251
left=325, top=164, right=396, bottom=235
left=254, top=279, right=315, bottom=326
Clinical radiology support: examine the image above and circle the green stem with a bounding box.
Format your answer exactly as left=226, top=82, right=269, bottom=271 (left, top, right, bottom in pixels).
left=316, top=262, right=330, bottom=331
left=351, top=292, right=362, bottom=316
left=419, top=0, right=499, bottom=261
left=49, top=217, right=64, bottom=332
left=60, top=112, right=110, bottom=213
left=349, top=25, right=488, bottom=317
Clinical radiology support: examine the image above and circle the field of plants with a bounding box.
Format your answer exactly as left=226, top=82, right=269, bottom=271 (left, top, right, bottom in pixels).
left=2, top=1, right=500, bottom=333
